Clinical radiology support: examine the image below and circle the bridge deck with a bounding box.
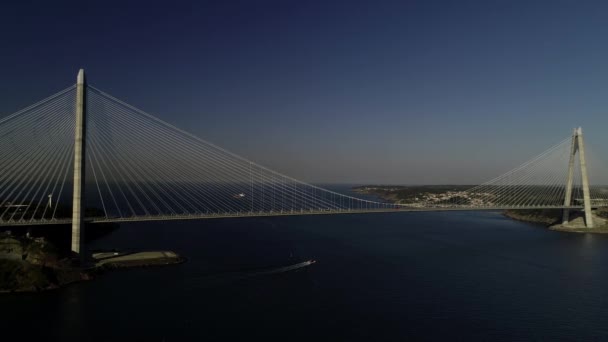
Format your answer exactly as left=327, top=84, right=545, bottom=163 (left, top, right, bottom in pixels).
left=0, top=206, right=589, bottom=226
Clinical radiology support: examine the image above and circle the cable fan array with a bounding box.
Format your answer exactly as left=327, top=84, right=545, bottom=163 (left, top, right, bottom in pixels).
left=1, top=81, right=607, bottom=225
left=84, top=86, right=399, bottom=221
left=0, top=86, right=76, bottom=223
left=408, top=136, right=608, bottom=209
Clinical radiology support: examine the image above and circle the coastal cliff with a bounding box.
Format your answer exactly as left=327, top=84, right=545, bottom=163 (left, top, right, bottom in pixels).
left=0, top=231, right=184, bottom=293
left=0, top=233, right=88, bottom=292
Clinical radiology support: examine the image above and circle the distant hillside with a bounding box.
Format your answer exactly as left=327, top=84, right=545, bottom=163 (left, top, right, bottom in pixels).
left=353, top=185, right=473, bottom=203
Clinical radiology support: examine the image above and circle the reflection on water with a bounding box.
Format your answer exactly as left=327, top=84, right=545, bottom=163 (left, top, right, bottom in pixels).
left=3, top=207, right=608, bottom=340
left=58, top=287, right=86, bottom=340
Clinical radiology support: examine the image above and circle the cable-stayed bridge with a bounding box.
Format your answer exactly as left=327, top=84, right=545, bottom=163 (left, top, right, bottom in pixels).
left=1, top=70, right=606, bottom=255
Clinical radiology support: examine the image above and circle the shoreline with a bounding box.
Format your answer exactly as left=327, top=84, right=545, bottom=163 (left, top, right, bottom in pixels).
left=354, top=186, right=608, bottom=233
left=0, top=234, right=185, bottom=294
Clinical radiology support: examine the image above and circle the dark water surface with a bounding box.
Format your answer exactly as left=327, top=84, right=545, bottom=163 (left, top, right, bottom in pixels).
left=3, top=210, right=608, bottom=341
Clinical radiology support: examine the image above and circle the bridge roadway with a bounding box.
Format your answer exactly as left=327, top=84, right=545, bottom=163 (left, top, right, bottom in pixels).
left=0, top=205, right=590, bottom=226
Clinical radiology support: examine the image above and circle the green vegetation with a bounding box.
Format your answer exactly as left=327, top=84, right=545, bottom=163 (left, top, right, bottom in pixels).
left=355, top=185, right=608, bottom=207
left=355, top=185, right=608, bottom=233
left=596, top=207, right=608, bottom=219
left=503, top=209, right=563, bottom=226
left=0, top=233, right=85, bottom=293
left=0, top=259, right=51, bottom=291
left=353, top=185, right=472, bottom=203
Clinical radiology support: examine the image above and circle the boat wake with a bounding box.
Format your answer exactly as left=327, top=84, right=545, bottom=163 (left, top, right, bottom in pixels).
left=191, top=260, right=316, bottom=286
left=244, top=260, right=316, bottom=277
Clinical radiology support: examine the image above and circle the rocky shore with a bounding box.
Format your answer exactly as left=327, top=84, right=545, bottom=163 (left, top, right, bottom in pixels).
left=354, top=185, right=608, bottom=234
left=504, top=208, right=608, bottom=233
left=503, top=209, right=563, bottom=226
left=0, top=233, right=88, bottom=292
left=0, top=232, right=184, bottom=293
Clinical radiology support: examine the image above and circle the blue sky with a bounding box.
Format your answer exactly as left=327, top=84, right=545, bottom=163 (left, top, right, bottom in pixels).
left=1, top=0, right=608, bottom=184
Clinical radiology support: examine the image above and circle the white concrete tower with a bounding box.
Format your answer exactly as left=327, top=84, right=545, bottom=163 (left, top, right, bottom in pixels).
left=71, top=69, right=87, bottom=255
left=562, top=127, right=594, bottom=228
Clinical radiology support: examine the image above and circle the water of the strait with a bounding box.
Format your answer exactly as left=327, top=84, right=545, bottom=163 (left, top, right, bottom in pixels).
left=2, top=186, right=608, bottom=341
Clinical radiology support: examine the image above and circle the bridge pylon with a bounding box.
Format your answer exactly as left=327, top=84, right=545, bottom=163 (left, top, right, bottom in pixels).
left=71, top=69, right=86, bottom=256
left=562, top=127, right=594, bottom=228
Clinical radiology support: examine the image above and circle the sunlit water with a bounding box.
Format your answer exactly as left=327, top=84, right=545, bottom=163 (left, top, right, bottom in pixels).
left=2, top=191, right=608, bottom=340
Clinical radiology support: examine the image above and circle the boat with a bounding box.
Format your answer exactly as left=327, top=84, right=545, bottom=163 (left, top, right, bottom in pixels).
left=255, top=259, right=317, bottom=275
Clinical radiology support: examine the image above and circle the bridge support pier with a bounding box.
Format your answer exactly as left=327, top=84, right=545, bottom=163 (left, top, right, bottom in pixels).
left=71, top=69, right=86, bottom=257
left=562, top=127, right=594, bottom=228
